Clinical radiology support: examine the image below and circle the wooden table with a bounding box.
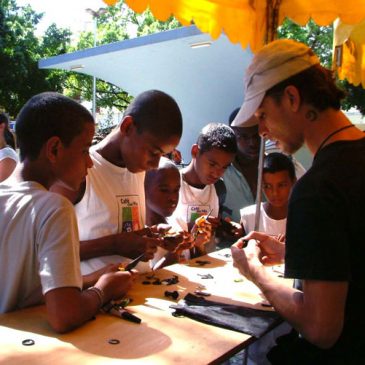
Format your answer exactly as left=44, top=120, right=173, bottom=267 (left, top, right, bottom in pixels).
left=0, top=249, right=285, bottom=365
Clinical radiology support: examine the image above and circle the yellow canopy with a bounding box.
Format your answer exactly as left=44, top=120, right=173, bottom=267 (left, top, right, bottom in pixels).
left=334, top=18, right=365, bottom=87
left=103, top=0, right=365, bottom=52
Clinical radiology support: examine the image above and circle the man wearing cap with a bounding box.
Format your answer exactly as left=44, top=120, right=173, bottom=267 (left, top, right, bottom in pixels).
left=231, top=39, right=365, bottom=363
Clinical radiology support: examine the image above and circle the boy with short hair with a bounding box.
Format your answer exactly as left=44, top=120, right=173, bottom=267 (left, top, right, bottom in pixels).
left=240, top=152, right=296, bottom=236
left=52, top=90, right=183, bottom=274
left=145, top=157, right=181, bottom=228
left=145, top=157, right=209, bottom=267
left=168, top=122, right=237, bottom=255
left=239, top=152, right=296, bottom=365
left=0, top=92, right=133, bottom=333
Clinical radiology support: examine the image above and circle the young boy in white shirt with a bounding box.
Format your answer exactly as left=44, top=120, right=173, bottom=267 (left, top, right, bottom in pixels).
left=168, top=123, right=237, bottom=255
left=240, top=152, right=296, bottom=237
left=0, top=92, right=133, bottom=332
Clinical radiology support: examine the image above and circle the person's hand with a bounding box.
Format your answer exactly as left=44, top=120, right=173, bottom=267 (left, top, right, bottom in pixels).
left=96, top=270, right=135, bottom=302
left=148, top=224, right=188, bottom=252
left=231, top=238, right=262, bottom=282
left=243, top=231, right=285, bottom=266
left=276, top=233, right=286, bottom=243
left=206, top=216, right=220, bottom=231
left=114, top=230, right=159, bottom=261
left=149, top=223, right=171, bottom=235
left=159, top=231, right=185, bottom=252
left=217, top=217, right=243, bottom=238
left=191, top=217, right=212, bottom=249
left=83, top=263, right=121, bottom=289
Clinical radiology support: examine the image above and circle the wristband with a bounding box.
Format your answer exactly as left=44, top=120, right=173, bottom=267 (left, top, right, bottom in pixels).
left=87, top=286, right=105, bottom=308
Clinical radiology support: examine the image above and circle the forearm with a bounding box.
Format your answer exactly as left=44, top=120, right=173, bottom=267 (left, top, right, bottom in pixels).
left=249, top=266, right=345, bottom=348
left=80, top=232, right=141, bottom=261
left=45, top=287, right=105, bottom=333
left=251, top=266, right=305, bottom=325
left=82, top=265, right=114, bottom=289
left=80, top=235, right=116, bottom=260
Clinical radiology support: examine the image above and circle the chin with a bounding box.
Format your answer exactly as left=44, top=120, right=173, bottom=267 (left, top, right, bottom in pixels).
left=163, top=209, right=175, bottom=217
left=127, top=165, right=143, bottom=173
left=204, top=177, right=217, bottom=185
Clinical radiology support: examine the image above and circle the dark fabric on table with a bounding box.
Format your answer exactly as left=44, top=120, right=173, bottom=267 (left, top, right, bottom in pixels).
left=170, top=293, right=281, bottom=338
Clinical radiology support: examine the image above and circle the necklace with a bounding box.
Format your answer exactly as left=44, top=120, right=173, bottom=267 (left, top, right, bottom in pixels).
left=316, top=124, right=355, bottom=155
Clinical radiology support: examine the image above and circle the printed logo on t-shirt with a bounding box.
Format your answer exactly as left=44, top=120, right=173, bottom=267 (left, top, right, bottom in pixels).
left=187, top=205, right=210, bottom=224
left=117, top=195, right=142, bottom=232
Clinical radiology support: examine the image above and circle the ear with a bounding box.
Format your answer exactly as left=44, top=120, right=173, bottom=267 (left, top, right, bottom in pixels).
left=284, top=85, right=301, bottom=112
left=45, top=136, right=62, bottom=163
left=119, top=115, right=134, bottom=137
left=191, top=144, right=199, bottom=158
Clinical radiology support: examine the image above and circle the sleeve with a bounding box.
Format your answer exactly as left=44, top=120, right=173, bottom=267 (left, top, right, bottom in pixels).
left=36, top=197, right=82, bottom=294
left=240, top=205, right=255, bottom=234
left=0, top=148, right=18, bottom=162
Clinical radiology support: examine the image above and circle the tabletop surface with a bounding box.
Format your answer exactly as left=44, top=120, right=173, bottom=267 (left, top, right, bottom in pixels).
left=0, top=249, right=287, bottom=365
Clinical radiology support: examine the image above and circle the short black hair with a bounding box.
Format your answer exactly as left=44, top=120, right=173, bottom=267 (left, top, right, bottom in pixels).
left=124, top=90, right=183, bottom=140
left=145, top=157, right=179, bottom=187
left=0, top=112, right=15, bottom=149
left=263, top=152, right=296, bottom=181
left=197, top=123, right=237, bottom=154
left=16, top=92, right=94, bottom=161
left=266, top=64, right=345, bottom=111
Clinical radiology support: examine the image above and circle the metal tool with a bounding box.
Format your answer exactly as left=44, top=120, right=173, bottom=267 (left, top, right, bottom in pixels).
left=124, top=253, right=145, bottom=271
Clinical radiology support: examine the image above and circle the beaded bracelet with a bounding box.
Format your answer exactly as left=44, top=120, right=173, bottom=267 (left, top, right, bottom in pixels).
left=87, top=286, right=105, bottom=308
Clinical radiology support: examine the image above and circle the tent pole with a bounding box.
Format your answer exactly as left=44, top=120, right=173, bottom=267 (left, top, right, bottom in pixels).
left=254, top=136, right=265, bottom=231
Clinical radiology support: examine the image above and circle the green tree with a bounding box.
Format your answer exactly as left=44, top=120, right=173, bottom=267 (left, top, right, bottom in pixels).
left=0, top=0, right=71, bottom=117
left=63, top=1, right=181, bottom=115
left=278, top=18, right=365, bottom=116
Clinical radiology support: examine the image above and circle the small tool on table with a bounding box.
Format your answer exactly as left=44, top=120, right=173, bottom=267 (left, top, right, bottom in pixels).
left=102, top=302, right=142, bottom=324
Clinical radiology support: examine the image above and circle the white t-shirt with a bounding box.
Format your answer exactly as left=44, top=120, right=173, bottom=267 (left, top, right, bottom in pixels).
left=0, top=181, right=82, bottom=313
left=240, top=203, right=286, bottom=236
left=75, top=147, right=148, bottom=274
left=167, top=175, right=219, bottom=256
left=0, top=146, right=18, bottom=163
left=169, top=177, right=219, bottom=228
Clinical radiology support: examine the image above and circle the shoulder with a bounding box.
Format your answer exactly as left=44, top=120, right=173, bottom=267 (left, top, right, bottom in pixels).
left=0, top=147, right=18, bottom=162
left=39, top=189, right=75, bottom=212
left=223, top=164, right=238, bottom=178
left=240, top=204, right=256, bottom=217
left=3, top=182, right=75, bottom=218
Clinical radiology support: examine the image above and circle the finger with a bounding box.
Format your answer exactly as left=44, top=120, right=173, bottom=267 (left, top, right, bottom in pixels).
left=135, top=227, right=153, bottom=237
left=243, top=230, right=270, bottom=242
left=156, top=224, right=172, bottom=234
left=232, top=237, right=247, bottom=249
left=146, top=237, right=160, bottom=248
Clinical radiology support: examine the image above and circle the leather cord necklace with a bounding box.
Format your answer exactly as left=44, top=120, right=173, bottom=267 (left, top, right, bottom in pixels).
left=316, top=124, right=355, bottom=155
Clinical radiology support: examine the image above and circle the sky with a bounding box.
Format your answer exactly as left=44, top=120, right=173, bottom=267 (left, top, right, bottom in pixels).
left=17, top=0, right=109, bottom=35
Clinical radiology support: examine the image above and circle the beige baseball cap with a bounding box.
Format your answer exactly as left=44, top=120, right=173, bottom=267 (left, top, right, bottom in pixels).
left=232, top=39, right=320, bottom=127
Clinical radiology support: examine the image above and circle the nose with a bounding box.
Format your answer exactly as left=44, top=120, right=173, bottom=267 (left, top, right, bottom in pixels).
left=248, top=135, right=260, bottom=148
left=212, top=166, right=225, bottom=179
left=168, top=193, right=179, bottom=204
left=258, top=120, right=268, bottom=138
